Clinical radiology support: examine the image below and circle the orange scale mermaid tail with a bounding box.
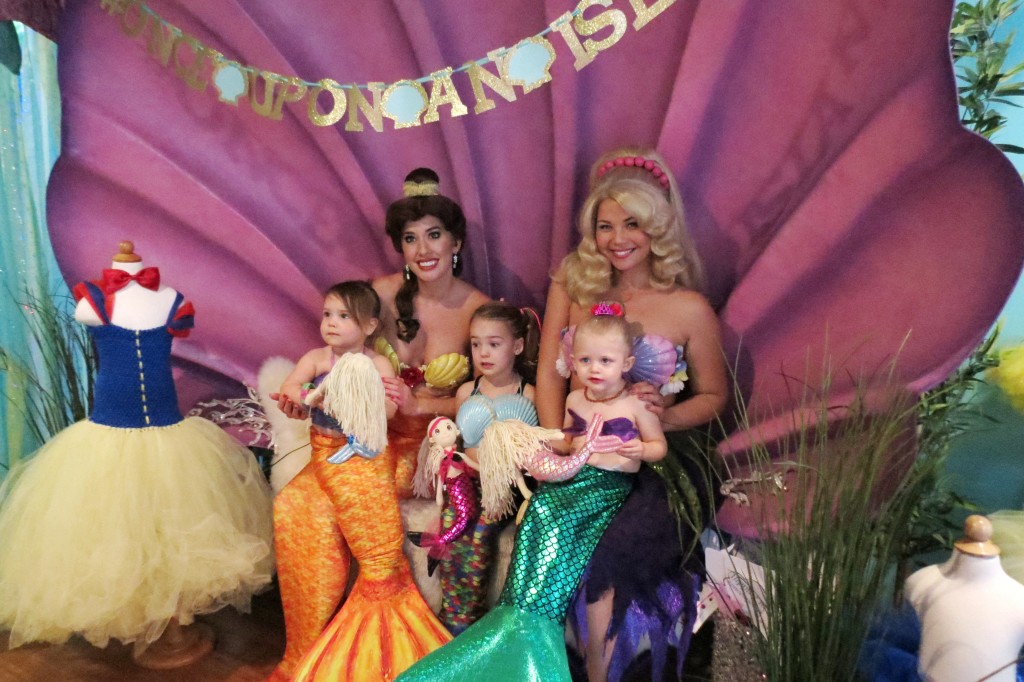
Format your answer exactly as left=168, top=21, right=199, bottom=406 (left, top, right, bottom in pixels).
left=270, top=436, right=352, bottom=679
left=289, top=569, right=451, bottom=682
left=289, top=430, right=450, bottom=682
left=389, top=413, right=434, bottom=499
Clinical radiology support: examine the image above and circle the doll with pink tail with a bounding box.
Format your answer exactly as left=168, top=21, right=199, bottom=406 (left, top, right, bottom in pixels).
left=407, top=417, right=481, bottom=576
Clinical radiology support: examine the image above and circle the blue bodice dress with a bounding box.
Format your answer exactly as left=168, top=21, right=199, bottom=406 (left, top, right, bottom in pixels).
left=0, top=281, right=274, bottom=650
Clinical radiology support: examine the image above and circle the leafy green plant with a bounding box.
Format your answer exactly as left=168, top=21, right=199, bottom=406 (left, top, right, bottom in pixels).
left=894, top=327, right=998, bottom=588
left=723, top=370, right=942, bottom=682
left=951, top=0, right=1024, bottom=152
left=0, top=286, right=96, bottom=467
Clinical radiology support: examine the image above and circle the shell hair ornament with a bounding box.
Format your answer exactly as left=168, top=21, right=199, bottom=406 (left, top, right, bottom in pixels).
left=403, top=179, right=440, bottom=197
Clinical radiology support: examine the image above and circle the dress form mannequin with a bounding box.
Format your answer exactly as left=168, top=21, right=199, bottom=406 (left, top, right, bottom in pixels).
left=0, top=240, right=274, bottom=670
left=74, top=241, right=179, bottom=330
left=905, top=515, right=1024, bottom=682
left=76, top=242, right=216, bottom=668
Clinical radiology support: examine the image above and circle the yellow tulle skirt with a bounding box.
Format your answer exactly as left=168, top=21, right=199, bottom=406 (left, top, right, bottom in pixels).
left=0, top=417, right=274, bottom=650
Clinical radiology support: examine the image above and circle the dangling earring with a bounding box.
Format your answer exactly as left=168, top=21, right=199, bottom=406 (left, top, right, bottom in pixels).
left=404, top=265, right=412, bottom=282
left=452, top=252, right=459, bottom=271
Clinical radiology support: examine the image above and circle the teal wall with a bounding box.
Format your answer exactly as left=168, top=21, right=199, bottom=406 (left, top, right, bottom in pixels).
left=945, top=8, right=1024, bottom=517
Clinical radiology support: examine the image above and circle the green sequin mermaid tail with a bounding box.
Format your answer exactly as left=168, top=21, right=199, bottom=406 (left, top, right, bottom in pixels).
left=397, top=465, right=634, bottom=682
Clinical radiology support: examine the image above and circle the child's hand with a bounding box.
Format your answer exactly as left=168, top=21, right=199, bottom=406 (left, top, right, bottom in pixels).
left=616, top=438, right=646, bottom=460
left=270, top=392, right=309, bottom=420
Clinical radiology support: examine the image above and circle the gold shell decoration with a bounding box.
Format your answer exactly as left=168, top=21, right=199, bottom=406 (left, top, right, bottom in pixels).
left=424, top=352, right=469, bottom=390
left=373, top=336, right=401, bottom=374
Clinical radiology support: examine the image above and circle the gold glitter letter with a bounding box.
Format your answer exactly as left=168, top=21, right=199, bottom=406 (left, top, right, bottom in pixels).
left=465, top=50, right=517, bottom=115
left=248, top=72, right=307, bottom=121
left=344, top=83, right=385, bottom=133
left=172, top=36, right=213, bottom=93
left=145, top=17, right=177, bottom=67
left=553, top=1, right=627, bottom=71
left=574, top=0, right=627, bottom=55
left=117, top=0, right=147, bottom=38
left=629, top=0, right=677, bottom=31
left=307, top=79, right=348, bottom=127
left=424, top=68, right=469, bottom=123
left=550, top=11, right=592, bottom=70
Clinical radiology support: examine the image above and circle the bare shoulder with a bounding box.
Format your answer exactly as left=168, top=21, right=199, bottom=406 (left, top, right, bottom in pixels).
left=300, top=345, right=330, bottom=365
left=372, top=273, right=403, bottom=301
left=669, top=289, right=716, bottom=316
left=455, top=380, right=475, bottom=406
left=565, top=389, right=585, bottom=412
left=628, top=393, right=665, bottom=437
left=522, top=383, right=536, bottom=402
left=366, top=348, right=396, bottom=378
left=454, top=280, right=490, bottom=310
left=662, top=289, right=720, bottom=338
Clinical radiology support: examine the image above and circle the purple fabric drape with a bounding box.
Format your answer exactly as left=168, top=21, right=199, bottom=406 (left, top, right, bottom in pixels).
left=46, top=0, right=1024, bottom=535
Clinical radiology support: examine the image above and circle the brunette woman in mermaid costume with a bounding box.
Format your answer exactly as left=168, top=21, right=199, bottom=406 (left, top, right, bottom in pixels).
left=371, top=168, right=489, bottom=501
left=398, top=310, right=667, bottom=681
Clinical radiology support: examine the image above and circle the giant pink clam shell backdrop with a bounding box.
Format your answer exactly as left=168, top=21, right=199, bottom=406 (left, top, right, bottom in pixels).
left=46, top=0, right=1024, bottom=535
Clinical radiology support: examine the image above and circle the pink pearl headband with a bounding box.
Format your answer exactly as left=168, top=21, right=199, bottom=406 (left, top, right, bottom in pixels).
left=596, top=155, right=671, bottom=189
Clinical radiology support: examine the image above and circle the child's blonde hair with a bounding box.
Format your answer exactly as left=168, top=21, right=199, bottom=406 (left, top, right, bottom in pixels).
left=573, top=303, right=633, bottom=353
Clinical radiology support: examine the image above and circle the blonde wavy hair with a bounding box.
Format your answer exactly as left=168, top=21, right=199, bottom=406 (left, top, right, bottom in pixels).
left=558, top=147, right=705, bottom=305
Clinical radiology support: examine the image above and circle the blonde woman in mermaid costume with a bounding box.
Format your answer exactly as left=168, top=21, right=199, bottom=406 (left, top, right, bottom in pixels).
left=397, top=308, right=667, bottom=681
left=537, top=148, right=728, bottom=681
left=268, top=281, right=450, bottom=682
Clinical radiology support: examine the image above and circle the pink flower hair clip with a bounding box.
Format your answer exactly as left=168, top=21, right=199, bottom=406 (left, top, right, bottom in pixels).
left=591, top=301, right=624, bottom=317
left=596, top=155, right=671, bottom=189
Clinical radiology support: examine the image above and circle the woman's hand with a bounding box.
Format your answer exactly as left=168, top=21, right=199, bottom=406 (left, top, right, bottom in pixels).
left=269, top=392, right=309, bottom=420
left=630, top=381, right=672, bottom=416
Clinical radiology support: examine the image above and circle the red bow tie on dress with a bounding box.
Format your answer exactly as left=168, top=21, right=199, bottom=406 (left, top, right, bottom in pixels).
left=101, top=267, right=161, bottom=294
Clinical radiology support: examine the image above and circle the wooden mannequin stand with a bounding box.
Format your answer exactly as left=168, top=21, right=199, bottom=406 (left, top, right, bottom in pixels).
left=132, top=618, right=215, bottom=670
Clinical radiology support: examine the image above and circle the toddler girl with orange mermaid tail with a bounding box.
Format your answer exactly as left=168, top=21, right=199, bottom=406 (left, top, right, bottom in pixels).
left=268, top=280, right=450, bottom=682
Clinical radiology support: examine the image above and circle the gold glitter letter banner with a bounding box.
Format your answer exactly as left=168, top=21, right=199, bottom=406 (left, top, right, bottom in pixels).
left=98, top=0, right=679, bottom=133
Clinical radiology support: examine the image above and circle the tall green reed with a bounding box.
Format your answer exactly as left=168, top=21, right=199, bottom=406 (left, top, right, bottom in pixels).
left=0, top=286, right=96, bottom=468
left=723, top=368, right=942, bottom=682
